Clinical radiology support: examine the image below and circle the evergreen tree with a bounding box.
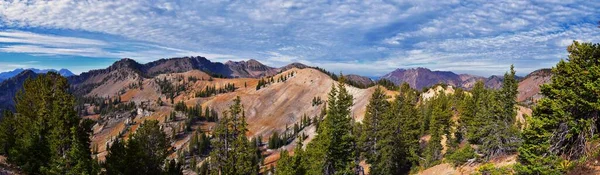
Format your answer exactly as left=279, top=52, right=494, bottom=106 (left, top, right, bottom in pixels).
left=371, top=83, right=421, bottom=174
left=275, top=142, right=306, bottom=175
left=104, top=120, right=169, bottom=175
left=421, top=92, right=452, bottom=168
left=517, top=41, right=600, bottom=174
left=304, top=76, right=358, bottom=175
left=478, top=65, right=521, bottom=160
left=165, top=159, right=183, bottom=175
left=190, top=131, right=199, bottom=155
left=461, top=81, right=487, bottom=143
left=209, top=96, right=260, bottom=175
left=0, top=72, right=95, bottom=174
left=0, top=110, right=15, bottom=156
left=104, top=139, right=128, bottom=175
left=359, top=86, right=388, bottom=166
left=198, top=132, right=210, bottom=155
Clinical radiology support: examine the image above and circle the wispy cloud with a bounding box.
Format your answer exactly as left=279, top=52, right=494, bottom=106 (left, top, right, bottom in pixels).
left=0, top=0, right=599, bottom=76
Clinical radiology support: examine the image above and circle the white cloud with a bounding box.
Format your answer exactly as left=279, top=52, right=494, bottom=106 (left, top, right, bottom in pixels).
left=0, top=30, right=107, bottom=47
left=0, top=0, right=599, bottom=76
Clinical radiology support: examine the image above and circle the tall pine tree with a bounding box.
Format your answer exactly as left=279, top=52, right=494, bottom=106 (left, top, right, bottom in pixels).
left=304, top=76, right=359, bottom=175
left=360, top=86, right=388, bottom=164
left=0, top=72, right=96, bottom=174
left=209, top=96, right=260, bottom=175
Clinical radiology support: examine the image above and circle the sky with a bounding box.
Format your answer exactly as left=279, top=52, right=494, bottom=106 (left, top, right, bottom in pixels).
left=0, top=0, right=599, bottom=77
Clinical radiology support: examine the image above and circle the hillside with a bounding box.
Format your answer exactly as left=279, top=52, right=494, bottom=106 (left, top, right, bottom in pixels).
left=517, top=68, right=552, bottom=104
left=84, top=65, right=397, bottom=162
left=345, top=74, right=374, bottom=88
left=0, top=70, right=37, bottom=112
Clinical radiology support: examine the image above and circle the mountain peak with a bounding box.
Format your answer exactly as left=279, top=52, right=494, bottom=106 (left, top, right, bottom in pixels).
left=110, top=58, right=141, bottom=70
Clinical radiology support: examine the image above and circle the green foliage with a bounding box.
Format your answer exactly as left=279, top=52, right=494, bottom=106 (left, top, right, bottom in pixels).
left=376, top=79, right=399, bottom=91
left=445, top=146, right=476, bottom=166
left=517, top=41, right=600, bottom=174
left=0, top=73, right=96, bottom=174
left=209, top=96, right=260, bottom=175
left=371, top=83, right=421, bottom=174
left=275, top=142, right=306, bottom=175
left=474, top=163, right=512, bottom=175
left=421, top=92, right=452, bottom=168
left=165, top=159, right=183, bottom=175
left=304, top=76, right=359, bottom=175
left=256, top=78, right=268, bottom=90
left=478, top=66, right=522, bottom=160
left=174, top=100, right=187, bottom=111
left=195, top=83, right=236, bottom=97
left=460, top=66, right=521, bottom=161
left=0, top=110, right=15, bottom=156
left=104, top=120, right=170, bottom=175
left=268, top=131, right=285, bottom=149
left=311, top=96, right=323, bottom=106
left=359, top=86, right=388, bottom=165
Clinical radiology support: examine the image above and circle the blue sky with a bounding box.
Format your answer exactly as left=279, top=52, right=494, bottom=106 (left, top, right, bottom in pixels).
left=0, top=0, right=599, bottom=77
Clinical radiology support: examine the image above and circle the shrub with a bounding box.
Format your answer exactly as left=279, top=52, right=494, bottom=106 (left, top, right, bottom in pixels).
left=446, top=145, right=476, bottom=166
left=475, top=163, right=512, bottom=175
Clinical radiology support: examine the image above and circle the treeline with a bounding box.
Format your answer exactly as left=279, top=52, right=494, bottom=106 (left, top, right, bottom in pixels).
left=75, top=95, right=137, bottom=116
left=155, top=77, right=186, bottom=104
left=194, top=83, right=236, bottom=98
left=256, top=72, right=296, bottom=90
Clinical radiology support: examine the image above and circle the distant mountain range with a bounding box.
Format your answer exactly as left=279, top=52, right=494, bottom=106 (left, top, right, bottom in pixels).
left=0, top=68, right=74, bottom=81
left=66, top=56, right=309, bottom=96
left=0, top=57, right=552, bottom=111
left=379, top=67, right=510, bottom=90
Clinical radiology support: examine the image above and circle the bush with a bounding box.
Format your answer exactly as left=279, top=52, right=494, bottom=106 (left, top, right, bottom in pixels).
left=475, top=163, right=512, bottom=175
left=446, top=146, right=476, bottom=166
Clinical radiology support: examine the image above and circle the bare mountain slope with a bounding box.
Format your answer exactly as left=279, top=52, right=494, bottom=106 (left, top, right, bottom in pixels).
left=191, top=68, right=396, bottom=137
left=87, top=67, right=397, bottom=161
left=517, top=68, right=552, bottom=103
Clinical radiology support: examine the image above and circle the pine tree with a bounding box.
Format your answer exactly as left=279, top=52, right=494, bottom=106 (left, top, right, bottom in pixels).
left=275, top=142, right=306, bottom=175
left=359, top=86, right=388, bottom=166
left=461, top=81, right=486, bottom=143
left=421, top=92, right=452, bottom=168
left=305, top=76, right=358, bottom=175
left=478, top=65, right=521, bottom=160
left=104, top=139, right=128, bottom=175
left=371, top=84, right=421, bottom=174
left=104, top=120, right=169, bottom=175
left=190, top=131, right=199, bottom=155
left=198, top=132, right=210, bottom=155
left=1, top=72, right=94, bottom=174
left=0, top=110, right=15, bottom=156
left=517, top=41, right=600, bottom=174
left=209, top=96, right=260, bottom=175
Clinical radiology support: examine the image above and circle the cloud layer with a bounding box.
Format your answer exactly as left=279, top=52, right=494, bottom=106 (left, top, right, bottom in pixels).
left=0, top=0, right=599, bottom=76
